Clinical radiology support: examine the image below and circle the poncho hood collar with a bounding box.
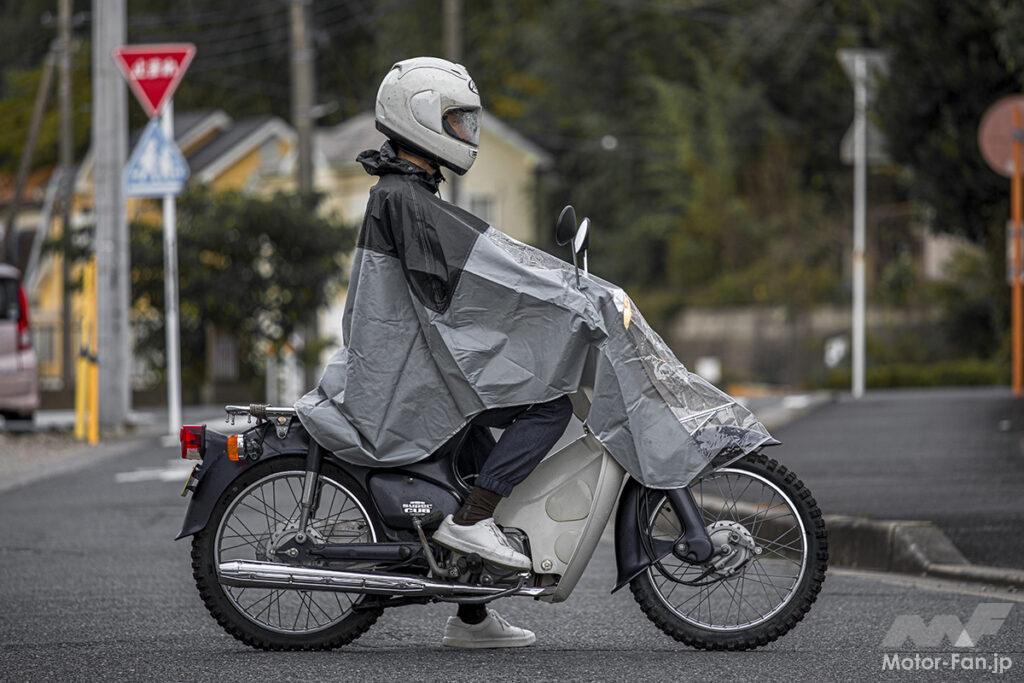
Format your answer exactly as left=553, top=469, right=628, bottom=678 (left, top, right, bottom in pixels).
left=357, top=142, right=444, bottom=193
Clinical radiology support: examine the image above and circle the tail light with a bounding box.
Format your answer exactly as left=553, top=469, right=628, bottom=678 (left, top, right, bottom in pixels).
left=16, top=284, right=31, bottom=351
left=180, top=425, right=205, bottom=460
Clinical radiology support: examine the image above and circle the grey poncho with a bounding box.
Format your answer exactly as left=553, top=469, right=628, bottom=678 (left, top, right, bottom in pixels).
left=296, top=144, right=773, bottom=489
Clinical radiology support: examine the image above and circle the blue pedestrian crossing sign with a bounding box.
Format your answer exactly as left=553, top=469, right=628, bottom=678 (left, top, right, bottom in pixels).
left=123, top=119, right=190, bottom=197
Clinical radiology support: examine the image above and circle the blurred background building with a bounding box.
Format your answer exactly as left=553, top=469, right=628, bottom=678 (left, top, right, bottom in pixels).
left=0, top=0, right=1019, bottom=415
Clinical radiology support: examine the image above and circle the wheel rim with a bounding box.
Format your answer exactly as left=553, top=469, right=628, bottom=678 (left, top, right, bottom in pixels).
left=645, top=467, right=807, bottom=632
left=214, top=471, right=376, bottom=634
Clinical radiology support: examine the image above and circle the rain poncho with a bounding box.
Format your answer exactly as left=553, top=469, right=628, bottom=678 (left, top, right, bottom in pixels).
left=296, top=143, right=773, bottom=489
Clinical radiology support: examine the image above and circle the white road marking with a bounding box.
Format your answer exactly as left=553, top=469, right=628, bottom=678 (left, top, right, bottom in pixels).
left=115, top=459, right=194, bottom=484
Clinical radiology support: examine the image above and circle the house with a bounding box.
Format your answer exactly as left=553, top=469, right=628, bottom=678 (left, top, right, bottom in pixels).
left=27, top=110, right=296, bottom=397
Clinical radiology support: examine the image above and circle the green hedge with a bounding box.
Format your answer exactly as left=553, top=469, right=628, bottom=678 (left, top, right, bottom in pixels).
left=824, top=359, right=1005, bottom=390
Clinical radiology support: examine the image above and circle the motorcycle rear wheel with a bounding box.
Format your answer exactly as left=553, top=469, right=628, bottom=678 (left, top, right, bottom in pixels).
left=191, top=456, right=385, bottom=651
left=630, top=452, right=828, bottom=650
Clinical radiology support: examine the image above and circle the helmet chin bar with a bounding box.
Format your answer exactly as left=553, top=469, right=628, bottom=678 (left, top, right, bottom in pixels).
left=379, top=123, right=472, bottom=177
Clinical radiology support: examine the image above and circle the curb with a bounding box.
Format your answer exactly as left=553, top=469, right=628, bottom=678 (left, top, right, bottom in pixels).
left=701, top=496, right=1024, bottom=590
left=745, top=391, right=835, bottom=433
left=823, top=515, right=1024, bottom=590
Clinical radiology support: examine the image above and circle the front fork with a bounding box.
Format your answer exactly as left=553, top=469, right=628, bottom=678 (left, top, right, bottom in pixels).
left=294, top=442, right=324, bottom=543
left=665, top=487, right=714, bottom=563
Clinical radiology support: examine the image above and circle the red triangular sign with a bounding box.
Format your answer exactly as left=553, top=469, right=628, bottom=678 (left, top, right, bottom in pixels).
left=113, top=44, right=196, bottom=118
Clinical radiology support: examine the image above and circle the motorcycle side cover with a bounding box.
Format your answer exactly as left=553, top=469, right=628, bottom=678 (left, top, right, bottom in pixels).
left=295, top=146, right=772, bottom=489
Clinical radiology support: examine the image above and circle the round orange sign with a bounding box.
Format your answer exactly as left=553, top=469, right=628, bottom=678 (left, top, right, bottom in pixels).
left=979, top=95, right=1024, bottom=178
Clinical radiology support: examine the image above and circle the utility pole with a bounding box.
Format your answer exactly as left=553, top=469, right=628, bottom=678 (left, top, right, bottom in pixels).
left=290, top=0, right=318, bottom=389
left=290, top=0, right=314, bottom=196
left=92, top=0, right=131, bottom=428
left=59, top=0, right=75, bottom=392
left=3, top=49, right=55, bottom=266
left=443, top=0, right=462, bottom=207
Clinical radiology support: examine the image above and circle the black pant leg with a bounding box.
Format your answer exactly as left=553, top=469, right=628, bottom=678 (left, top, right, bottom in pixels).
left=474, top=395, right=573, bottom=496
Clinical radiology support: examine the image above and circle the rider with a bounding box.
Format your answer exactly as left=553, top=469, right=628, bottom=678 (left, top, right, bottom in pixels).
left=358, top=57, right=572, bottom=648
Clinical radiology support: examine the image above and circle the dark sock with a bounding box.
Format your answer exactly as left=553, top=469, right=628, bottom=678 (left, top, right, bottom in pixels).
left=452, top=486, right=502, bottom=526
left=457, top=603, right=488, bottom=625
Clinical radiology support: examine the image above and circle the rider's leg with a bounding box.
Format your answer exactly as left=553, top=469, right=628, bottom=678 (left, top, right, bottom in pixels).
left=433, top=396, right=573, bottom=568
left=455, top=395, right=574, bottom=524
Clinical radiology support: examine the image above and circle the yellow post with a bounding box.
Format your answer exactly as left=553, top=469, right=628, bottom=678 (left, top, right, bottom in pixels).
left=86, top=260, right=99, bottom=445
left=74, top=262, right=90, bottom=440
left=73, top=320, right=87, bottom=440
left=73, top=260, right=100, bottom=444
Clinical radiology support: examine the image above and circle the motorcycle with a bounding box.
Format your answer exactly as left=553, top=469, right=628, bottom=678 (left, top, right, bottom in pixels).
left=177, top=207, right=828, bottom=651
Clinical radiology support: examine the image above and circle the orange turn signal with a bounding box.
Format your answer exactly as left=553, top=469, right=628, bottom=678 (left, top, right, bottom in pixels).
left=227, top=434, right=242, bottom=462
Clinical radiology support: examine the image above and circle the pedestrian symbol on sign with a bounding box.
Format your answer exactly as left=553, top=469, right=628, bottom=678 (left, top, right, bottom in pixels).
left=123, top=119, right=189, bottom=197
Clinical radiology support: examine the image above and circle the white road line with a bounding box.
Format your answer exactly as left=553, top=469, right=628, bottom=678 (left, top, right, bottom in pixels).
left=115, top=459, right=194, bottom=483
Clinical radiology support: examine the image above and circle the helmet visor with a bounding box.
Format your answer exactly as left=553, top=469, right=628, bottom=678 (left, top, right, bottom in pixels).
left=442, top=107, right=480, bottom=146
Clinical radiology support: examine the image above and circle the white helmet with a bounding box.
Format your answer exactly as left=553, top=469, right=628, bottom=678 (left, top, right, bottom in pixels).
left=374, top=56, right=482, bottom=175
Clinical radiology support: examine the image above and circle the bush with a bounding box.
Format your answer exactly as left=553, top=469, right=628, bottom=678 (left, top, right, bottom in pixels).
left=824, top=358, right=1005, bottom=390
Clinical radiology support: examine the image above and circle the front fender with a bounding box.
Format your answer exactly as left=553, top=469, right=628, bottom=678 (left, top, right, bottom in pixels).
left=175, top=421, right=311, bottom=540
left=612, top=477, right=655, bottom=592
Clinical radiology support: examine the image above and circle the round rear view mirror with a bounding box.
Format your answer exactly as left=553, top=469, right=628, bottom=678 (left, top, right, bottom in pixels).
left=555, top=205, right=578, bottom=246
left=574, top=217, right=590, bottom=254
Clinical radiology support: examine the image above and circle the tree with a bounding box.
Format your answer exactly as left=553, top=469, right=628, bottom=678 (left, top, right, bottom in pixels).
left=130, top=189, right=355, bottom=397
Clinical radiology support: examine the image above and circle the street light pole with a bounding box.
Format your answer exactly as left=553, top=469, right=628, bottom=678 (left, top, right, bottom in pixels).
left=838, top=49, right=887, bottom=399
left=851, top=55, right=867, bottom=400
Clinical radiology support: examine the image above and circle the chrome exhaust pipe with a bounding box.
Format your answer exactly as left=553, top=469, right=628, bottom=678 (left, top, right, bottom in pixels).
left=218, top=560, right=550, bottom=598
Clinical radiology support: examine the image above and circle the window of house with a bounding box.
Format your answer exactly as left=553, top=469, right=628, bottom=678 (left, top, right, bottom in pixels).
left=469, top=194, right=496, bottom=224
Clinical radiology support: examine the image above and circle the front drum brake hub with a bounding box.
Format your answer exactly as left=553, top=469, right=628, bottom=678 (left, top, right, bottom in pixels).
left=706, top=520, right=759, bottom=577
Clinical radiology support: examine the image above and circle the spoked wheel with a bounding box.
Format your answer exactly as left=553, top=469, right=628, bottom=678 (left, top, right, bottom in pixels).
left=630, top=452, right=828, bottom=650
left=191, top=457, right=384, bottom=650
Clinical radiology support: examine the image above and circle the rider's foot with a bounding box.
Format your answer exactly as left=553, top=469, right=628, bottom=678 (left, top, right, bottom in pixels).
left=443, top=609, right=536, bottom=648
left=432, top=515, right=531, bottom=569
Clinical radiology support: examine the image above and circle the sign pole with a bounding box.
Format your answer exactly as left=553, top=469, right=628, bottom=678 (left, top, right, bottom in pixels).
left=1013, top=106, right=1023, bottom=397
left=161, top=99, right=182, bottom=438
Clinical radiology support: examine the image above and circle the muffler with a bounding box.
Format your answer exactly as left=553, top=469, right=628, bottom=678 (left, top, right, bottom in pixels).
left=218, top=560, right=550, bottom=598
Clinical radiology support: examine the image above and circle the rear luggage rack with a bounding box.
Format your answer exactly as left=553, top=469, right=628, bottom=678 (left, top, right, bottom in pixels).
left=224, top=404, right=297, bottom=438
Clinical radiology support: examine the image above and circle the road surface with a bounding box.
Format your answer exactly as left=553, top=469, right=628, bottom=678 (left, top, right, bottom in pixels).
left=771, top=387, right=1024, bottom=569
left=2, top=408, right=1022, bottom=680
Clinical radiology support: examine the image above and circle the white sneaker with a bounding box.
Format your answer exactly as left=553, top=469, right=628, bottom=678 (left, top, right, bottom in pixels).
left=443, top=609, right=536, bottom=649
left=431, top=516, right=532, bottom=570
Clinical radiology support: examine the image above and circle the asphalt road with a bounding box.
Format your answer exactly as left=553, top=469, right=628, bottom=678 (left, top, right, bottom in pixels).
left=2, top=414, right=1024, bottom=681
left=770, top=387, right=1024, bottom=569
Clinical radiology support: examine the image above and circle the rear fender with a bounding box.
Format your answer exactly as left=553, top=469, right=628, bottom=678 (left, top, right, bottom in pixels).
left=175, top=420, right=311, bottom=540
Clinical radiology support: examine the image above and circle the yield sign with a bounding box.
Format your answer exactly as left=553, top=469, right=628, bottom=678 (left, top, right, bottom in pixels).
left=123, top=119, right=190, bottom=197
left=113, top=43, right=195, bottom=118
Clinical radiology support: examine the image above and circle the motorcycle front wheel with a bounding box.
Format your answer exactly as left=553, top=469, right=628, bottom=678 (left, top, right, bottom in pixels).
left=630, top=451, right=828, bottom=650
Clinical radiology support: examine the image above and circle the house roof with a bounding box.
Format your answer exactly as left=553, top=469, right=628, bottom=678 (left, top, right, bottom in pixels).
left=189, top=116, right=295, bottom=182
left=316, top=111, right=552, bottom=170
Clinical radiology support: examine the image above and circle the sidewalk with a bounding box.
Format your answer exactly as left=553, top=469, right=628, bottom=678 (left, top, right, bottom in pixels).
left=772, top=387, right=1024, bottom=570
left=0, top=405, right=227, bottom=494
